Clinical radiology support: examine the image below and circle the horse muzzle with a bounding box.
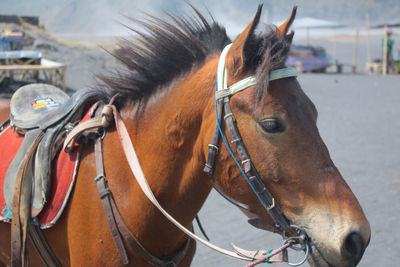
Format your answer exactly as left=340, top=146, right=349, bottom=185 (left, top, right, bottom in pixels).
left=307, top=229, right=370, bottom=267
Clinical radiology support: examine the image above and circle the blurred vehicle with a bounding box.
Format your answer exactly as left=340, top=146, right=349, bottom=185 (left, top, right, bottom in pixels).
left=286, top=45, right=332, bottom=73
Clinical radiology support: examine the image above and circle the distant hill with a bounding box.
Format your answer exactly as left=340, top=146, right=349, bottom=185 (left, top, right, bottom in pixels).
left=0, top=0, right=399, bottom=36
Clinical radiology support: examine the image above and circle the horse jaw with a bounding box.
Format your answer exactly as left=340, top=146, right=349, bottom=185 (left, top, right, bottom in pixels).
left=239, top=208, right=278, bottom=233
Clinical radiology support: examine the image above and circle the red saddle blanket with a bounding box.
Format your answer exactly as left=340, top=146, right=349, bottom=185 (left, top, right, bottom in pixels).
left=0, top=107, right=93, bottom=229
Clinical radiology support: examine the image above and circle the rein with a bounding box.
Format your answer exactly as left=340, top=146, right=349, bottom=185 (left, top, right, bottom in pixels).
left=63, top=44, right=309, bottom=266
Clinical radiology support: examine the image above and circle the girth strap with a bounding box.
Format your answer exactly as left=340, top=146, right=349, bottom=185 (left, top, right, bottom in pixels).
left=28, top=225, right=61, bottom=267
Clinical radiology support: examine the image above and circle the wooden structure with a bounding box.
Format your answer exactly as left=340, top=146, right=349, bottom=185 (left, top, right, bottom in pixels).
left=382, top=26, right=388, bottom=75
left=0, top=59, right=66, bottom=91
left=0, top=15, right=39, bottom=26
left=365, top=62, right=383, bottom=74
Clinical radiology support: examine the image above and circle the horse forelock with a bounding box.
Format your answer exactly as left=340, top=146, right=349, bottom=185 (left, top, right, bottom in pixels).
left=253, top=30, right=292, bottom=107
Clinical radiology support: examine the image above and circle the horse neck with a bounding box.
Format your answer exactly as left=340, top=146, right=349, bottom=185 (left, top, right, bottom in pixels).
left=108, top=56, right=218, bottom=254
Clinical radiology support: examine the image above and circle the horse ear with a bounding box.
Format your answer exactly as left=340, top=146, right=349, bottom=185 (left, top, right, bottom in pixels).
left=276, top=6, right=297, bottom=37
left=285, top=30, right=295, bottom=44
left=226, top=4, right=263, bottom=75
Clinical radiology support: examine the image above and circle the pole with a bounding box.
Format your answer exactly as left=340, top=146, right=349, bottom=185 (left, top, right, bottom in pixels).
left=352, top=29, right=359, bottom=73
left=365, top=14, right=371, bottom=64
left=333, top=27, right=337, bottom=60
left=383, top=25, right=388, bottom=75
left=264, top=8, right=269, bottom=24
left=333, top=27, right=338, bottom=71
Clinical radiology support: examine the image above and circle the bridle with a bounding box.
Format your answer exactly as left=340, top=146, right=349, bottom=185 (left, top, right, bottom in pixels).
left=63, top=44, right=310, bottom=266
left=205, top=43, right=297, bottom=231
left=204, top=43, right=310, bottom=265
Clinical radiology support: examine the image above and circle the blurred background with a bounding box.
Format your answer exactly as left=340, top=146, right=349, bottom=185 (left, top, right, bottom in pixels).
left=0, top=1, right=399, bottom=266
left=0, top=0, right=399, bottom=91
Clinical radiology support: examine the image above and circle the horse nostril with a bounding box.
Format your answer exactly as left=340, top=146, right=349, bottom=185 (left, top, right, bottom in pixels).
left=341, top=232, right=365, bottom=265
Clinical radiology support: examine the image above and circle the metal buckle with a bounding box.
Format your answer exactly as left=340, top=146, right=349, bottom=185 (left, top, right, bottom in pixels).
left=64, top=122, right=76, bottom=133
left=94, top=175, right=104, bottom=182
left=241, top=159, right=250, bottom=165
left=230, top=138, right=242, bottom=143
left=208, top=144, right=219, bottom=151
left=282, top=225, right=310, bottom=266
left=223, top=113, right=234, bottom=120
left=98, top=127, right=106, bottom=140
left=267, top=198, right=275, bottom=210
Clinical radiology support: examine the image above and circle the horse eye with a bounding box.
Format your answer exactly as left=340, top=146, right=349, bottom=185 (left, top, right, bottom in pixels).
left=258, top=118, right=284, bottom=133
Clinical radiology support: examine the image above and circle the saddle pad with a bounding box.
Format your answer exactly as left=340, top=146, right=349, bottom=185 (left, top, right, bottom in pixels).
left=0, top=126, right=24, bottom=218
left=0, top=104, right=95, bottom=228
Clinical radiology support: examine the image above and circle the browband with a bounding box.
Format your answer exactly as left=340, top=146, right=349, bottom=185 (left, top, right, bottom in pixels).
left=216, top=43, right=298, bottom=100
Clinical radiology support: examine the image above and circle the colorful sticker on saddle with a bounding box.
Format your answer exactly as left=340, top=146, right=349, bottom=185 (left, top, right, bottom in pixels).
left=31, top=98, right=60, bottom=109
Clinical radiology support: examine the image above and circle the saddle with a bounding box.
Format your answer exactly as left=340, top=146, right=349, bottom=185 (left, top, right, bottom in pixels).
left=2, top=83, right=103, bottom=266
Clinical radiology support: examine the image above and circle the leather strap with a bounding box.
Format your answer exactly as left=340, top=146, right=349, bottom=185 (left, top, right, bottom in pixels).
left=0, top=119, right=10, bottom=133
left=223, top=101, right=291, bottom=231
left=28, top=225, right=61, bottom=267
left=65, top=101, right=280, bottom=263
left=108, top=104, right=252, bottom=261
left=194, top=216, right=209, bottom=241
left=94, top=138, right=129, bottom=264
left=92, top=104, right=190, bottom=266
left=203, top=100, right=224, bottom=177
left=63, top=115, right=112, bottom=152
left=203, top=100, right=251, bottom=212
left=11, top=130, right=44, bottom=267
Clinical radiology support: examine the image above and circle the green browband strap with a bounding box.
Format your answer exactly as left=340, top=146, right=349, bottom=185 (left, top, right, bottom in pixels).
left=216, top=43, right=298, bottom=101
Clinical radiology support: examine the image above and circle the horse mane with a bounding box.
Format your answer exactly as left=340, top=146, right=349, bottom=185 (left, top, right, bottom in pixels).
left=98, top=7, right=291, bottom=111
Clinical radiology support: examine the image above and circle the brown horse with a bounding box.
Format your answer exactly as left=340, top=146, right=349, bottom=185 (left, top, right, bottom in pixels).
left=0, top=5, right=370, bottom=267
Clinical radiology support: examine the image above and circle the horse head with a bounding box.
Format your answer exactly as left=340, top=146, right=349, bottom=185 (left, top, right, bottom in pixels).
left=211, top=5, right=370, bottom=266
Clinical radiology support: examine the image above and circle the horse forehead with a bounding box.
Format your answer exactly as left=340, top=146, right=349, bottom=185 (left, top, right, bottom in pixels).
left=266, top=78, right=314, bottom=113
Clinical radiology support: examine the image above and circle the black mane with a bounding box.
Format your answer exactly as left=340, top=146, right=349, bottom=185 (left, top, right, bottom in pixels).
left=99, top=7, right=291, bottom=109
left=99, top=9, right=230, bottom=107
